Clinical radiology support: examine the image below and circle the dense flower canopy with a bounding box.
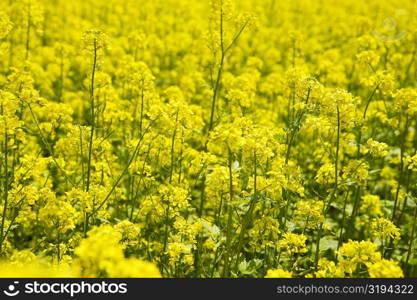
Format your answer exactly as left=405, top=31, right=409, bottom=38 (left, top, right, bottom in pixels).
left=0, top=0, right=416, bottom=278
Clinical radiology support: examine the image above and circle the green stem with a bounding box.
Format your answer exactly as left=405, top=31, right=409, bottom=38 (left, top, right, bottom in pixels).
left=233, top=151, right=258, bottom=272
left=25, top=4, right=31, bottom=60
left=404, top=206, right=417, bottom=272
left=93, top=119, right=157, bottom=215
left=0, top=129, right=9, bottom=255
left=337, top=191, right=349, bottom=251
left=86, top=38, right=98, bottom=193
left=222, top=148, right=234, bottom=277
left=392, top=114, right=409, bottom=222
left=169, top=111, right=179, bottom=183
left=315, top=105, right=340, bottom=269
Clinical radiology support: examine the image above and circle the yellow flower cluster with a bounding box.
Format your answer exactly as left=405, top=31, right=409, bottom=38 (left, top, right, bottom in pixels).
left=74, top=225, right=160, bottom=278
left=264, top=268, right=292, bottom=278
left=0, top=0, right=416, bottom=278
left=277, top=233, right=308, bottom=255
left=367, top=259, right=404, bottom=278
left=370, top=217, right=401, bottom=242
left=313, top=240, right=404, bottom=278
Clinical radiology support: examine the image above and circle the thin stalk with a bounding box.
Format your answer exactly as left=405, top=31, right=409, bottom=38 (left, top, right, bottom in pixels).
left=139, top=86, right=144, bottom=136
left=402, top=44, right=416, bottom=86
left=198, top=170, right=207, bottom=217
left=285, top=88, right=310, bottom=164
left=92, top=118, right=157, bottom=215
left=162, top=200, right=170, bottom=252
left=58, top=49, right=64, bottom=101
left=222, top=148, right=234, bottom=277
left=79, top=127, right=86, bottom=189
left=86, top=38, right=98, bottom=193
left=27, top=103, right=74, bottom=186
left=207, top=4, right=249, bottom=133
left=347, top=186, right=361, bottom=238
left=207, top=2, right=225, bottom=133
left=337, top=191, right=349, bottom=251
left=349, top=84, right=379, bottom=235
left=177, top=130, right=184, bottom=184
left=0, top=129, right=9, bottom=255
left=25, top=4, right=31, bottom=60
left=363, top=84, right=379, bottom=119
left=398, top=167, right=412, bottom=224
left=392, top=114, right=409, bottom=221
left=0, top=196, right=26, bottom=248
left=169, top=111, right=179, bottom=183
left=56, top=225, right=60, bottom=262
left=281, top=89, right=311, bottom=228
left=404, top=206, right=417, bottom=271
left=129, top=144, right=152, bottom=221
left=208, top=55, right=224, bottom=133
left=233, top=151, right=258, bottom=271
left=315, top=105, right=340, bottom=269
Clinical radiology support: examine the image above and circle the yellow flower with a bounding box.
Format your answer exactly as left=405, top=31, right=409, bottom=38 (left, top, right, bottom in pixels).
left=39, top=200, right=78, bottom=233
left=294, top=200, right=325, bottom=227
left=114, top=220, right=141, bottom=245
left=370, top=218, right=401, bottom=241
left=337, top=240, right=381, bottom=267
left=74, top=225, right=160, bottom=277
left=315, top=258, right=344, bottom=278
left=265, top=268, right=292, bottom=278
left=367, top=259, right=404, bottom=278
left=277, top=233, right=308, bottom=255
left=363, top=139, right=388, bottom=157
left=0, top=12, right=12, bottom=39
left=360, top=194, right=382, bottom=216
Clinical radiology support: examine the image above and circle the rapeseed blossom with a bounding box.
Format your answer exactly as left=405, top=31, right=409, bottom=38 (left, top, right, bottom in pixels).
left=0, top=0, right=415, bottom=278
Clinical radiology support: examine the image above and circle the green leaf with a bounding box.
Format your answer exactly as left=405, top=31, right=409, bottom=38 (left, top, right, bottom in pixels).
left=320, top=237, right=338, bottom=252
